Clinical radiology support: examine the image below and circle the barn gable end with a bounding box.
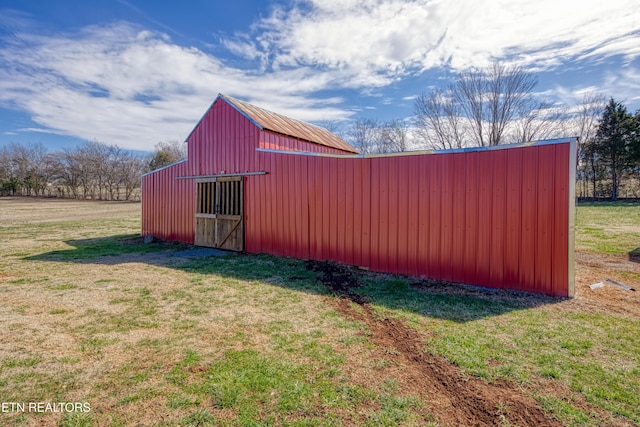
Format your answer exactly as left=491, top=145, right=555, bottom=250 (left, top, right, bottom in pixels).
left=185, top=94, right=357, bottom=177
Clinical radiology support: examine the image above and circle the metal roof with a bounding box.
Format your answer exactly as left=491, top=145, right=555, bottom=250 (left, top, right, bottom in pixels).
left=220, top=94, right=359, bottom=154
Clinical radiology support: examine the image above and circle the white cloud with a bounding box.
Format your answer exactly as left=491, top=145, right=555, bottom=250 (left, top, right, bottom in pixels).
left=1, top=1, right=639, bottom=151
left=241, top=0, right=640, bottom=82
left=0, top=23, right=355, bottom=151
left=604, top=67, right=640, bottom=105
left=545, top=64, right=640, bottom=112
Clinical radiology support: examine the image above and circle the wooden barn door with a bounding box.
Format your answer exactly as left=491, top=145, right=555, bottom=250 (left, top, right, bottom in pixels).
left=195, top=176, right=244, bottom=251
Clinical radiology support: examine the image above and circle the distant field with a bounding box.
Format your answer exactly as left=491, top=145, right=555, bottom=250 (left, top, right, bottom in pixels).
left=575, top=201, right=640, bottom=256
left=0, top=197, right=638, bottom=427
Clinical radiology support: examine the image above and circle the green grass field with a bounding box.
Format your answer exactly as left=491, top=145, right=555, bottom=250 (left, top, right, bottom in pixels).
left=0, top=197, right=638, bottom=426
left=575, top=201, right=640, bottom=256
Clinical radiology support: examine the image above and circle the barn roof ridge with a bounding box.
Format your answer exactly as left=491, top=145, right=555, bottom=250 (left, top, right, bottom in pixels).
left=217, top=94, right=358, bottom=154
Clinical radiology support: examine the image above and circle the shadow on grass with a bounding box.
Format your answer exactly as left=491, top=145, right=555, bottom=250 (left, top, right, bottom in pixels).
left=630, top=248, right=640, bottom=263
left=25, top=234, right=563, bottom=323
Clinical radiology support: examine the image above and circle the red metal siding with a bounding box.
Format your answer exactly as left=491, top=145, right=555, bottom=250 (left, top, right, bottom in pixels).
left=141, top=161, right=194, bottom=244
left=187, top=100, right=261, bottom=176
left=245, top=141, right=575, bottom=297
left=144, top=96, right=351, bottom=249
left=143, top=94, right=575, bottom=297
left=259, top=129, right=352, bottom=154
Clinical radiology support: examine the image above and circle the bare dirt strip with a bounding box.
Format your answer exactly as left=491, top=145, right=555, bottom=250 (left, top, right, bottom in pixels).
left=306, top=261, right=562, bottom=427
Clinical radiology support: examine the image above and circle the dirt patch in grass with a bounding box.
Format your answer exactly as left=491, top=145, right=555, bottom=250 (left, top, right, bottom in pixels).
left=571, top=252, right=640, bottom=317
left=308, top=261, right=561, bottom=427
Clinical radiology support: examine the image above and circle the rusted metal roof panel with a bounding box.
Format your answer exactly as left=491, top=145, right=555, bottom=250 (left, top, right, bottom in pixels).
left=221, top=94, right=358, bottom=154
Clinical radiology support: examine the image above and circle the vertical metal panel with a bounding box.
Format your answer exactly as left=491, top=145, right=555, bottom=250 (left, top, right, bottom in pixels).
left=463, top=152, right=479, bottom=284
left=275, top=154, right=286, bottom=255
left=379, top=157, right=393, bottom=272
left=308, top=156, right=321, bottom=260
left=297, top=155, right=309, bottom=259
left=439, top=154, right=453, bottom=282
left=335, top=158, right=346, bottom=263
left=566, top=140, right=577, bottom=297
left=343, top=158, right=355, bottom=266
left=490, top=149, right=506, bottom=288
left=504, top=148, right=522, bottom=288
left=370, top=158, right=383, bottom=271
left=263, top=151, right=274, bottom=255
left=519, top=146, right=538, bottom=290
left=395, top=156, right=410, bottom=275
left=536, top=145, right=555, bottom=295
left=551, top=144, right=569, bottom=296
left=450, top=153, right=466, bottom=284
left=320, top=158, right=332, bottom=260
left=328, top=157, right=339, bottom=261
left=358, top=158, right=372, bottom=268
left=406, top=156, right=420, bottom=276
left=417, top=158, right=431, bottom=278
left=426, top=155, right=439, bottom=277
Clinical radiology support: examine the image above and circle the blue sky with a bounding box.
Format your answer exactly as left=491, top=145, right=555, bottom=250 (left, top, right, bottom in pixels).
left=0, top=0, right=639, bottom=152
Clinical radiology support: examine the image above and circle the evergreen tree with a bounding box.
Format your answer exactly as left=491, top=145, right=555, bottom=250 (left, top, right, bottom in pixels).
left=147, top=141, right=187, bottom=171
left=594, top=99, right=636, bottom=200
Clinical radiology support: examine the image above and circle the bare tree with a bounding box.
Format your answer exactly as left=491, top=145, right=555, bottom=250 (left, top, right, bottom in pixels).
left=0, top=146, right=18, bottom=195
left=415, top=62, right=542, bottom=147
left=316, top=119, right=346, bottom=140
left=4, top=142, right=50, bottom=196
left=380, top=119, right=411, bottom=152
left=511, top=100, right=568, bottom=143
left=104, top=145, right=125, bottom=200
left=348, top=119, right=382, bottom=155
left=2, top=140, right=146, bottom=201
left=573, top=93, right=607, bottom=198
left=413, top=89, right=467, bottom=149
left=119, top=156, right=145, bottom=201
left=55, top=148, right=84, bottom=199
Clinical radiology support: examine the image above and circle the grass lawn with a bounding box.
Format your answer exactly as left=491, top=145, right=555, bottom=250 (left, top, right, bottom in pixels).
left=0, top=197, right=638, bottom=426
left=575, top=201, right=640, bottom=256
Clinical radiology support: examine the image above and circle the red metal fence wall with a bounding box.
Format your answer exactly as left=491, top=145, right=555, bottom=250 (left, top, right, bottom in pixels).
left=141, top=160, right=194, bottom=244
left=245, top=141, right=575, bottom=297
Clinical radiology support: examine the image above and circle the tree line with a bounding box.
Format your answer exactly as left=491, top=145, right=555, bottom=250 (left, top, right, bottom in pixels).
left=2, top=62, right=638, bottom=201
left=579, top=99, right=640, bottom=200
left=341, top=63, right=640, bottom=200
left=0, top=140, right=186, bottom=200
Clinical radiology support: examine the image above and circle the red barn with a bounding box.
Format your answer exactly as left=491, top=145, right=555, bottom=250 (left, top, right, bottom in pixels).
left=142, top=94, right=577, bottom=297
